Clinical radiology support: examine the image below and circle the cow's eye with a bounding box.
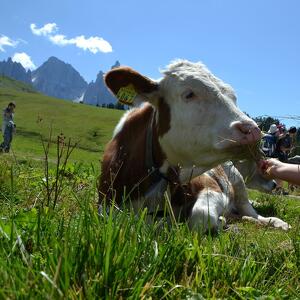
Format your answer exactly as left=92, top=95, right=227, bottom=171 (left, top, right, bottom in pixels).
left=182, top=90, right=195, bottom=101
left=186, top=91, right=194, bottom=99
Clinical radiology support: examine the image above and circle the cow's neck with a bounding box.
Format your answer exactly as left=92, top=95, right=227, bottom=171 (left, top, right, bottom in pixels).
left=144, top=106, right=169, bottom=181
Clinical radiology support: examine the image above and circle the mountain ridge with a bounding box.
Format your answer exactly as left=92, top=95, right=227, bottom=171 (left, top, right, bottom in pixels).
left=0, top=56, right=118, bottom=105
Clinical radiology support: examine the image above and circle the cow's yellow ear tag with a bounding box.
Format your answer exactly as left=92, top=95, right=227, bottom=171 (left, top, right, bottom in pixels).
left=117, top=84, right=137, bottom=105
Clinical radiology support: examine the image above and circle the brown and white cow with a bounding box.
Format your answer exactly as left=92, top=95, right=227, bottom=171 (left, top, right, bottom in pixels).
left=99, top=60, right=264, bottom=228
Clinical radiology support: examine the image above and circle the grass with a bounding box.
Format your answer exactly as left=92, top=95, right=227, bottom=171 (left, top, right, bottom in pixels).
left=0, top=76, right=36, bottom=93
left=0, top=156, right=299, bottom=299
left=0, top=77, right=299, bottom=299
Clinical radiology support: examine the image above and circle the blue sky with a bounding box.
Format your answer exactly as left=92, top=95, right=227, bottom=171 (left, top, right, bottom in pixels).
left=0, top=0, right=299, bottom=127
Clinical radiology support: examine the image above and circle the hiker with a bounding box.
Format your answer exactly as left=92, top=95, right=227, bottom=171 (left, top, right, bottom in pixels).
left=0, top=102, right=16, bottom=153
left=276, top=126, right=297, bottom=162
left=261, top=124, right=280, bottom=157
left=261, top=124, right=289, bottom=194
left=259, top=158, right=300, bottom=186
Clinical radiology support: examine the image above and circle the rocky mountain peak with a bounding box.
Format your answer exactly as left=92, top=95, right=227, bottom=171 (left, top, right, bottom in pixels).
left=0, top=57, right=32, bottom=84
left=82, top=61, right=119, bottom=106
left=111, top=60, right=121, bottom=69
left=32, top=56, right=88, bottom=100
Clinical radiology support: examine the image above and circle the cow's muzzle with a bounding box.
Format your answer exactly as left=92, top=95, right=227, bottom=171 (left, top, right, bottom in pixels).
left=230, top=121, right=261, bottom=145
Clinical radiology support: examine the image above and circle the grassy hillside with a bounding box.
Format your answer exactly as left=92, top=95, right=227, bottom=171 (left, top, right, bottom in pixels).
left=0, top=76, right=123, bottom=164
left=0, top=76, right=36, bottom=93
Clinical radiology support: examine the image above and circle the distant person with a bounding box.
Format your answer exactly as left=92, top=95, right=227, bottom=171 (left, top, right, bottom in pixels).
left=261, top=124, right=288, bottom=194
left=276, top=126, right=297, bottom=162
left=259, top=158, right=300, bottom=186
left=276, top=123, right=285, bottom=135
left=286, top=126, right=300, bottom=164
left=261, top=124, right=280, bottom=157
left=0, top=102, right=16, bottom=152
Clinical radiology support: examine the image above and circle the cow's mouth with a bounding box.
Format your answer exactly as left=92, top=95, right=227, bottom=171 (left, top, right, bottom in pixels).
left=224, top=142, right=263, bottom=162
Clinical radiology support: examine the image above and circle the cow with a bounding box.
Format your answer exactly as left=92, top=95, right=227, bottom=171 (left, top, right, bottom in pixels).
left=99, top=60, right=266, bottom=229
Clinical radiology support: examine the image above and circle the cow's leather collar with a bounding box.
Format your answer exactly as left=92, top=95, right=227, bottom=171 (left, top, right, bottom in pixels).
left=144, top=109, right=169, bottom=207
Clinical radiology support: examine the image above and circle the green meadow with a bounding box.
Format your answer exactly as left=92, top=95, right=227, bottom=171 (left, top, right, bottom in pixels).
left=0, top=77, right=299, bottom=299
left=0, top=76, right=123, bottom=164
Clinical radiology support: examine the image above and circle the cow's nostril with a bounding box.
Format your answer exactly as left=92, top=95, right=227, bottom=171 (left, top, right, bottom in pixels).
left=235, top=122, right=251, bottom=134
left=233, top=122, right=260, bottom=135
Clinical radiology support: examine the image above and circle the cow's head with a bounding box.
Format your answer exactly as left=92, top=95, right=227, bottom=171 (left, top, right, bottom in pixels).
left=105, top=60, right=261, bottom=170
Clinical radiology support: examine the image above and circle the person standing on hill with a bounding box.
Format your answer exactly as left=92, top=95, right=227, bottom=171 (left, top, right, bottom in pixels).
left=0, top=102, right=16, bottom=153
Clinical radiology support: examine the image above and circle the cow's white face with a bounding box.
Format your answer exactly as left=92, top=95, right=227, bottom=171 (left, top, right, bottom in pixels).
left=105, top=60, right=261, bottom=171
left=157, top=60, right=261, bottom=168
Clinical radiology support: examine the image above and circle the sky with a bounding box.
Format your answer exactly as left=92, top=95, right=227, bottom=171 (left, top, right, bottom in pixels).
left=0, top=0, right=299, bottom=127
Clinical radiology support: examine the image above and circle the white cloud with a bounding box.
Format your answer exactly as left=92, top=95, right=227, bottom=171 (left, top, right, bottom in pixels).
left=12, top=52, right=36, bottom=70
left=30, top=23, right=58, bottom=36
left=73, top=35, right=112, bottom=53
left=49, top=34, right=69, bottom=46
left=49, top=34, right=112, bottom=53
left=0, top=35, right=18, bottom=52
left=30, top=23, right=112, bottom=54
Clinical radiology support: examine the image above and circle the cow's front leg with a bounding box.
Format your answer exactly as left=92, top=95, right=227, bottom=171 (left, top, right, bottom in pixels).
left=189, top=190, right=228, bottom=233
left=242, top=214, right=291, bottom=231
left=233, top=182, right=291, bottom=231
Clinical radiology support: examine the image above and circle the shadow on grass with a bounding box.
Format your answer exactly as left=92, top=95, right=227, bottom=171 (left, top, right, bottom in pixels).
left=17, top=129, right=41, bottom=139
left=86, top=127, right=105, bottom=141
left=0, top=93, right=17, bottom=97
left=17, top=128, right=101, bottom=154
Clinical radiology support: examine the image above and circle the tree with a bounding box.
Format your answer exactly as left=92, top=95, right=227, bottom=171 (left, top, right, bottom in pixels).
left=253, top=116, right=280, bottom=132
left=115, top=102, right=125, bottom=110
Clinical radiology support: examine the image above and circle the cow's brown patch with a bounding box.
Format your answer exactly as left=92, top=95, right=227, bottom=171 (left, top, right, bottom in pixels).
left=190, top=174, right=223, bottom=195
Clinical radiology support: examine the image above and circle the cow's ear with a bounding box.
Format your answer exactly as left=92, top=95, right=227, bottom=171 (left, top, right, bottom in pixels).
left=105, top=67, right=159, bottom=106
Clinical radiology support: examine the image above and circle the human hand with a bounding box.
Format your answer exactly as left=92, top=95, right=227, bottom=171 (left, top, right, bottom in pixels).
left=258, top=159, right=283, bottom=179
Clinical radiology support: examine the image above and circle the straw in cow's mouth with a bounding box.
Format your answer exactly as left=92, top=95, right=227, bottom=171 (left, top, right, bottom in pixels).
left=223, top=141, right=264, bottom=162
